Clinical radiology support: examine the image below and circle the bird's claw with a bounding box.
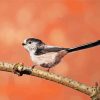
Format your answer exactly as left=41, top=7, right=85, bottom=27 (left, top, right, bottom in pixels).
left=32, top=65, right=36, bottom=69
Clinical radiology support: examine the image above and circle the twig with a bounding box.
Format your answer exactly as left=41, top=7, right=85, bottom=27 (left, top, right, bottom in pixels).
left=0, top=62, right=100, bottom=100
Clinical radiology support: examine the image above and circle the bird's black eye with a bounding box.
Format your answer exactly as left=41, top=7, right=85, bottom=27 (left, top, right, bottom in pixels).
left=28, top=41, right=32, bottom=44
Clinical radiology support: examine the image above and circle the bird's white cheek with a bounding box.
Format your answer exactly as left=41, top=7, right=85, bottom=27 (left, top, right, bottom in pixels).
left=24, top=45, right=27, bottom=49
left=24, top=45, right=30, bottom=51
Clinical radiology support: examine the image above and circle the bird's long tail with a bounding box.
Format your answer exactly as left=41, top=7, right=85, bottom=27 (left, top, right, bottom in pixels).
left=66, top=40, right=100, bottom=53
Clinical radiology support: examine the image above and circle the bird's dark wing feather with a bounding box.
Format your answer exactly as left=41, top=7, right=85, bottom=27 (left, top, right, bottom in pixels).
left=35, top=45, right=66, bottom=55
left=44, top=45, right=66, bottom=52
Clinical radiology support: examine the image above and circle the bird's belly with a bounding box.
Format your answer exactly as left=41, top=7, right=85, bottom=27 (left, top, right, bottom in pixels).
left=31, top=52, right=60, bottom=68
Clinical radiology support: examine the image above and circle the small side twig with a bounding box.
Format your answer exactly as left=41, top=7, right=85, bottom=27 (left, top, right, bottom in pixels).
left=0, top=62, right=100, bottom=100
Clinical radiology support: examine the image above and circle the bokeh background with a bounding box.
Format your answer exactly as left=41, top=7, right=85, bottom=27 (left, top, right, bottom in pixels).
left=0, top=0, right=100, bottom=100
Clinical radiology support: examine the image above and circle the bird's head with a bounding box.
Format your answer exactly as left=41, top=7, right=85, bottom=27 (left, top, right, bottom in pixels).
left=22, top=38, right=44, bottom=52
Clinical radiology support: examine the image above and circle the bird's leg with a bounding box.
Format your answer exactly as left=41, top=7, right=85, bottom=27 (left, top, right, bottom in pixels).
left=47, top=68, right=50, bottom=72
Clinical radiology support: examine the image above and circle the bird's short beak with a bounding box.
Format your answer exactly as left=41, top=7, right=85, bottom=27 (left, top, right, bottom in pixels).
left=22, top=43, right=26, bottom=46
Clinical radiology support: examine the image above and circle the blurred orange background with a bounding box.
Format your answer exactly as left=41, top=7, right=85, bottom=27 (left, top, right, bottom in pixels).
left=0, top=0, right=100, bottom=100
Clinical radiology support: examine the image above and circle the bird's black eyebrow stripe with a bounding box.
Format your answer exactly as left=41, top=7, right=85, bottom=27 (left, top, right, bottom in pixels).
left=26, top=38, right=43, bottom=44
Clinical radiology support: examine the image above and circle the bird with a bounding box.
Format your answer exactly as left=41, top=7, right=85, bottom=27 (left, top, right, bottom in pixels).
left=22, top=38, right=100, bottom=71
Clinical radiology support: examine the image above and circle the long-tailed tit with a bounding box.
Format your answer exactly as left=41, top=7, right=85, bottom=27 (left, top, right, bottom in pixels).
left=22, top=38, right=100, bottom=71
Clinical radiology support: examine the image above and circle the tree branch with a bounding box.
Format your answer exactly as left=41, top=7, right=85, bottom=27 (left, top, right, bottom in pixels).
left=0, top=62, right=100, bottom=100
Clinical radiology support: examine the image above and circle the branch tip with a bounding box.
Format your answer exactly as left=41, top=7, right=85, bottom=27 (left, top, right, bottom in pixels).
left=91, top=82, right=100, bottom=100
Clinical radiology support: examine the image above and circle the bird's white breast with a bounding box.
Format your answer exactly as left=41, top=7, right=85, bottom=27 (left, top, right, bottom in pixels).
left=30, top=51, right=58, bottom=66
